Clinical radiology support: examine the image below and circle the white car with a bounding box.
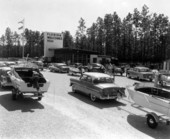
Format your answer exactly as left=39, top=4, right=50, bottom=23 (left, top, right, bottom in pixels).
left=8, top=66, right=50, bottom=100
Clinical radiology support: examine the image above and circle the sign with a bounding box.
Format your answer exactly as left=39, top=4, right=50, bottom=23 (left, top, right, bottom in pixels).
left=44, top=32, right=63, bottom=57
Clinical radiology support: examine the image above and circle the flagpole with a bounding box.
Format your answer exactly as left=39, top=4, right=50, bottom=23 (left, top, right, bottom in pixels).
left=22, top=19, right=25, bottom=59
left=18, top=19, right=25, bottom=59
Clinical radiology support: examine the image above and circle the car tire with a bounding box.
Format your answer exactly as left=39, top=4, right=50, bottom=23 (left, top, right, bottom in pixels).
left=38, top=97, right=42, bottom=101
left=127, top=74, right=131, bottom=78
left=90, top=94, right=97, bottom=102
left=147, top=115, right=158, bottom=129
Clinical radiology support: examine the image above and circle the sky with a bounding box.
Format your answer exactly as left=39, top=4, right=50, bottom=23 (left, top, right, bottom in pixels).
left=0, top=0, right=170, bottom=37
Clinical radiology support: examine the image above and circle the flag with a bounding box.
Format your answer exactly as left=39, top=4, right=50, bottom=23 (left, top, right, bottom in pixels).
left=18, top=26, right=24, bottom=30
left=18, top=19, right=24, bottom=24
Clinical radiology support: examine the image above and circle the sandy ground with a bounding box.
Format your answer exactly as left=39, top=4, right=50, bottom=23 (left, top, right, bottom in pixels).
left=0, top=70, right=170, bottom=139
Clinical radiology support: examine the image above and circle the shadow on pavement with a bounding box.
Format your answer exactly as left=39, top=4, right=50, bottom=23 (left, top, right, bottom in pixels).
left=68, top=91, right=126, bottom=109
left=127, top=114, right=170, bottom=139
left=0, top=93, right=44, bottom=112
left=0, top=86, right=13, bottom=92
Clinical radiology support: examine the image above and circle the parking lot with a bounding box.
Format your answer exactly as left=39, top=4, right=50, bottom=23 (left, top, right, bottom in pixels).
left=0, top=70, right=170, bottom=139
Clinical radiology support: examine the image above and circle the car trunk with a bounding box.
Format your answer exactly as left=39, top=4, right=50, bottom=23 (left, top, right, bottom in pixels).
left=103, top=87, right=125, bottom=97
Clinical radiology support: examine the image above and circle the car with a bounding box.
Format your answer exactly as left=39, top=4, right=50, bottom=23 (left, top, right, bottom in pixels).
left=49, top=63, right=69, bottom=73
left=0, top=67, right=13, bottom=88
left=0, top=62, right=6, bottom=68
left=4, top=61, right=16, bottom=67
left=87, top=63, right=106, bottom=73
left=126, top=66, right=154, bottom=81
left=157, top=70, right=170, bottom=86
left=70, top=72, right=125, bottom=101
left=8, top=66, right=50, bottom=100
left=32, top=61, right=44, bottom=71
left=113, top=66, right=124, bottom=76
left=68, top=63, right=83, bottom=75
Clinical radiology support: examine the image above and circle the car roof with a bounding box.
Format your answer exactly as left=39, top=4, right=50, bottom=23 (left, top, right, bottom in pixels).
left=83, top=72, right=111, bottom=78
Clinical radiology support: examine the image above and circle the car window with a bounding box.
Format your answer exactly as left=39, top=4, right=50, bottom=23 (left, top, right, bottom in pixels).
left=93, top=77, right=114, bottom=84
left=136, top=87, right=152, bottom=95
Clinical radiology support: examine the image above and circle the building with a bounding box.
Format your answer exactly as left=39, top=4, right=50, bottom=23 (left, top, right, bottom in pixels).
left=43, top=31, right=116, bottom=65
left=49, top=48, right=98, bottom=65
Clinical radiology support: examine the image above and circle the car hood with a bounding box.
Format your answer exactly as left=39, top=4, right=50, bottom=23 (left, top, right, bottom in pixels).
left=95, top=83, right=119, bottom=89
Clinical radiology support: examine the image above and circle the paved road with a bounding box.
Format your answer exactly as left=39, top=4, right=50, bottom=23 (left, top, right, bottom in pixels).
left=0, top=71, right=170, bottom=139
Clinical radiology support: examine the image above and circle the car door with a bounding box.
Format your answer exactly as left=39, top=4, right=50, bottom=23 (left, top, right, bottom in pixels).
left=79, top=75, right=93, bottom=95
left=77, top=75, right=88, bottom=93
left=148, top=88, right=170, bottom=115
left=130, top=68, right=137, bottom=78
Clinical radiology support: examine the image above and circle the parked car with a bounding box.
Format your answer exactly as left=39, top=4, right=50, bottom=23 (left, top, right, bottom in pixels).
left=0, top=67, right=13, bottom=88
left=87, top=63, right=106, bottom=73
left=68, top=63, right=83, bottom=75
left=8, top=66, right=50, bottom=100
left=49, top=63, right=69, bottom=73
left=0, top=62, right=6, bottom=68
left=70, top=72, right=125, bottom=101
left=113, top=66, right=124, bottom=76
left=4, top=61, right=16, bottom=67
left=32, top=61, right=44, bottom=71
left=127, top=66, right=154, bottom=81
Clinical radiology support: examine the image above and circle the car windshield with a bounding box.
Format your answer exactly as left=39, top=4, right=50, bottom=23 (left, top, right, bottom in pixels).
left=93, top=77, right=114, bottom=84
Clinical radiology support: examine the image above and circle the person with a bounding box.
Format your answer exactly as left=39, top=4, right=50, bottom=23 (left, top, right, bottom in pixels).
left=78, top=65, right=83, bottom=76
left=32, top=70, right=40, bottom=91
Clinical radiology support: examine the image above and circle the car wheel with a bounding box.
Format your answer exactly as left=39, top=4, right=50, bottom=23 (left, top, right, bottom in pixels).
left=127, top=74, right=131, bottom=78
left=147, top=115, right=158, bottom=129
left=90, top=94, right=97, bottom=102
left=37, top=97, right=42, bottom=101
left=72, top=85, right=77, bottom=93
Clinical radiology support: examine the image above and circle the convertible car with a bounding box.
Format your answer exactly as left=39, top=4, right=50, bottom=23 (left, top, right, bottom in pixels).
left=8, top=66, right=50, bottom=100
left=70, top=72, right=125, bottom=101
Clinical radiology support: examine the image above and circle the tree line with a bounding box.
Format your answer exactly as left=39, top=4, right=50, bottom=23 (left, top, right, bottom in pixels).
left=0, top=5, right=170, bottom=64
